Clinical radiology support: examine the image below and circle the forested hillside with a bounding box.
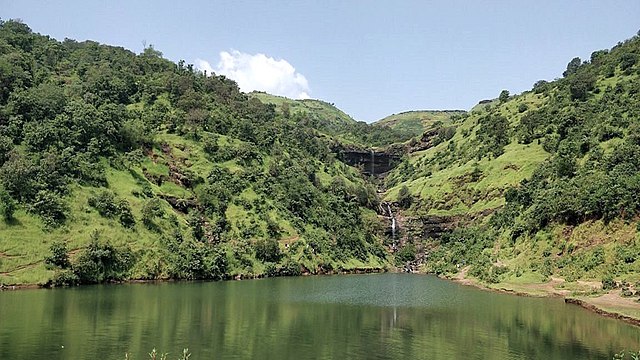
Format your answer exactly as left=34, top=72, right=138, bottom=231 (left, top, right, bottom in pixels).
left=2, top=19, right=640, bottom=293
left=0, top=20, right=395, bottom=286
left=386, top=32, right=640, bottom=286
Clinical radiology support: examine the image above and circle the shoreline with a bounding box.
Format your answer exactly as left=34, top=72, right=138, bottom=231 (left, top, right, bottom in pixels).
left=446, top=272, right=640, bottom=328
left=0, top=266, right=390, bottom=291
left=4, top=267, right=640, bottom=328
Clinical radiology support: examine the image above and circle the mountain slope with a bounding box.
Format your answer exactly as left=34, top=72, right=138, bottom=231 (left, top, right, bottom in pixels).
left=373, top=110, right=466, bottom=139
left=249, top=91, right=356, bottom=127
left=250, top=92, right=418, bottom=148
left=0, top=20, right=389, bottom=286
left=385, top=33, right=640, bottom=287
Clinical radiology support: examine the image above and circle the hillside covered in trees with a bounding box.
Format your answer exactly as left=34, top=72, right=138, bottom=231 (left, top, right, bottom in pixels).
left=385, top=31, right=640, bottom=289
left=0, top=20, right=402, bottom=286
left=1, top=19, right=640, bottom=295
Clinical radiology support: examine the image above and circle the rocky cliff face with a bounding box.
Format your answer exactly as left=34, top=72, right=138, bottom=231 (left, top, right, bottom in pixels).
left=337, top=149, right=401, bottom=176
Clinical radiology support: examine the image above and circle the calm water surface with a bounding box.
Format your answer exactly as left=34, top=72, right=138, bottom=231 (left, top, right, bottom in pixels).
left=1, top=273, right=639, bottom=359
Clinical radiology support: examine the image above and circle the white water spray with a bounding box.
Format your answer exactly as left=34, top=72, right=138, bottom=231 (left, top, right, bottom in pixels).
left=386, top=203, right=396, bottom=240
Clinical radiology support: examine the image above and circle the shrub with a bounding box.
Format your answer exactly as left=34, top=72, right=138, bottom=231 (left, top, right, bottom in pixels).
left=602, top=275, right=617, bottom=290
left=45, top=241, right=70, bottom=269
left=51, top=269, right=79, bottom=286
left=395, top=243, right=416, bottom=265
left=397, top=185, right=412, bottom=209
left=117, top=199, right=136, bottom=228
left=88, top=190, right=119, bottom=217
left=255, top=238, right=282, bottom=263
left=72, top=232, right=133, bottom=283
left=141, top=198, right=164, bottom=230
left=30, top=190, right=68, bottom=227
left=0, top=188, right=16, bottom=221
left=518, top=103, right=529, bottom=113
left=202, top=133, right=219, bottom=155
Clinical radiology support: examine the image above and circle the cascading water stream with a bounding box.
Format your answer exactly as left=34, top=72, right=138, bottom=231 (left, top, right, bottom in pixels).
left=386, top=203, right=396, bottom=242
left=370, top=149, right=375, bottom=176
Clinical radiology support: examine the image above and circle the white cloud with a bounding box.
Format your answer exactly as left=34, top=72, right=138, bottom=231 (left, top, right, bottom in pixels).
left=195, top=51, right=311, bottom=99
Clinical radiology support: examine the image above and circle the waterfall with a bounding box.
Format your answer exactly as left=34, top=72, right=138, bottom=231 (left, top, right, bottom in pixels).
left=386, top=203, right=396, bottom=240
left=392, top=217, right=396, bottom=239
left=370, top=149, right=375, bottom=175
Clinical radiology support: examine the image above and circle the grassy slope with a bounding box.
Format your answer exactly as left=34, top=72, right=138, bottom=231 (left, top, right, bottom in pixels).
left=384, top=42, right=640, bottom=310
left=385, top=92, right=550, bottom=215
left=0, top=126, right=380, bottom=285
left=249, top=92, right=356, bottom=126
left=373, top=110, right=465, bottom=138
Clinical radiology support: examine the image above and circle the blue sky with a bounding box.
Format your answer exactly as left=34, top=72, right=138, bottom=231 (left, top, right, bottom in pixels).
left=2, top=1, right=639, bottom=122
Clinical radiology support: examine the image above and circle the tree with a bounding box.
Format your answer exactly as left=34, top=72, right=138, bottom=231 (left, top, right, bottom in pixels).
left=397, top=185, right=412, bottom=209
left=563, top=57, right=582, bottom=77
left=87, top=190, right=118, bottom=217
left=45, top=241, right=70, bottom=269
left=0, top=188, right=16, bottom=221
left=117, top=199, right=136, bottom=228
left=569, top=71, right=596, bottom=101
left=72, top=232, right=133, bottom=283
left=499, top=90, right=510, bottom=103
left=620, top=53, right=637, bottom=71
left=255, top=238, right=282, bottom=263
left=188, top=211, right=205, bottom=241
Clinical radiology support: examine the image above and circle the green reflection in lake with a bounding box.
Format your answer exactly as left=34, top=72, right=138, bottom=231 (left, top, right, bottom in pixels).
left=1, top=273, right=638, bottom=359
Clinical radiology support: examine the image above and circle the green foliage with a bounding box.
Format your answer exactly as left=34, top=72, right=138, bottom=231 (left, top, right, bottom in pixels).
left=602, top=275, right=617, bottom=290
left=88, top=190, right=119, bottom=217
left=30, top=190, right=68, bottom=227
left=476, top=114, right=510, bottom=158
left=517, top=103, right=528, bottom=113
left=117, top=199, right=136, bottom=228
left=397, top=186, right=412, bottom=209
left=563, top=56, right=582, bottom=77
left=141, top=198, right=164, bottom=230
left=568, top=71, right=596, bottom=101
left=50, top=269, right=79, bottom=286
left=0, top=187, right=16, bottom=221
left=72, top=232, right=133, bottom=284
left=88, top=190, right=136, bottom=227
left=498, top=90, right=510, bottom=103
left=395, top=242, right=416, bottom=265
left=5, top=19, right=638, bottom=287
left=45, top=241, right=71, bottom=269
left=164, top=236, right=229, bottom=280
left=255, top=238, right=282, bottom=263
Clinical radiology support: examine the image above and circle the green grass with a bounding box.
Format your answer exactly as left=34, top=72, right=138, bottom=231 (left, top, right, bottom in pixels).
left=373, top=110, right=465, bottom=138
left=250, top=91, right=356, bottom=125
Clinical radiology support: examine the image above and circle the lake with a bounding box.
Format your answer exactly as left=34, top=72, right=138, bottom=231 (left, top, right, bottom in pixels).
left=0, top=273, right=638, bottom=359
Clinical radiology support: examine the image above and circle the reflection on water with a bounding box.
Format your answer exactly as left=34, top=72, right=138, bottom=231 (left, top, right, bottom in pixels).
left=1, top=273, right=638, bottom=359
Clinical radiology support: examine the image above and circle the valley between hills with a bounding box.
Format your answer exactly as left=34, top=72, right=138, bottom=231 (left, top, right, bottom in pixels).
left=1, top=20, right=640, bottom=323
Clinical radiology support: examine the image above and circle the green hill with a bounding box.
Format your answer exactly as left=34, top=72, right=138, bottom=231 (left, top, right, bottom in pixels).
left=249, top=91, right=356, bottom=127
left=0, top=20, right=389, bottom=286
left=250, top=92, right=417, bottom=148
left=385, top=33, right=640, bottom=289
left=373, top=110, right=466, bottom=139
left=2, top=17, right=640, bottom=303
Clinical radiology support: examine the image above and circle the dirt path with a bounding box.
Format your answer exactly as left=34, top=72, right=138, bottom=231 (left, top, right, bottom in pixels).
left=0, top=251, right=21, bottom=259
left=0, top=260, right=40, bottom=276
